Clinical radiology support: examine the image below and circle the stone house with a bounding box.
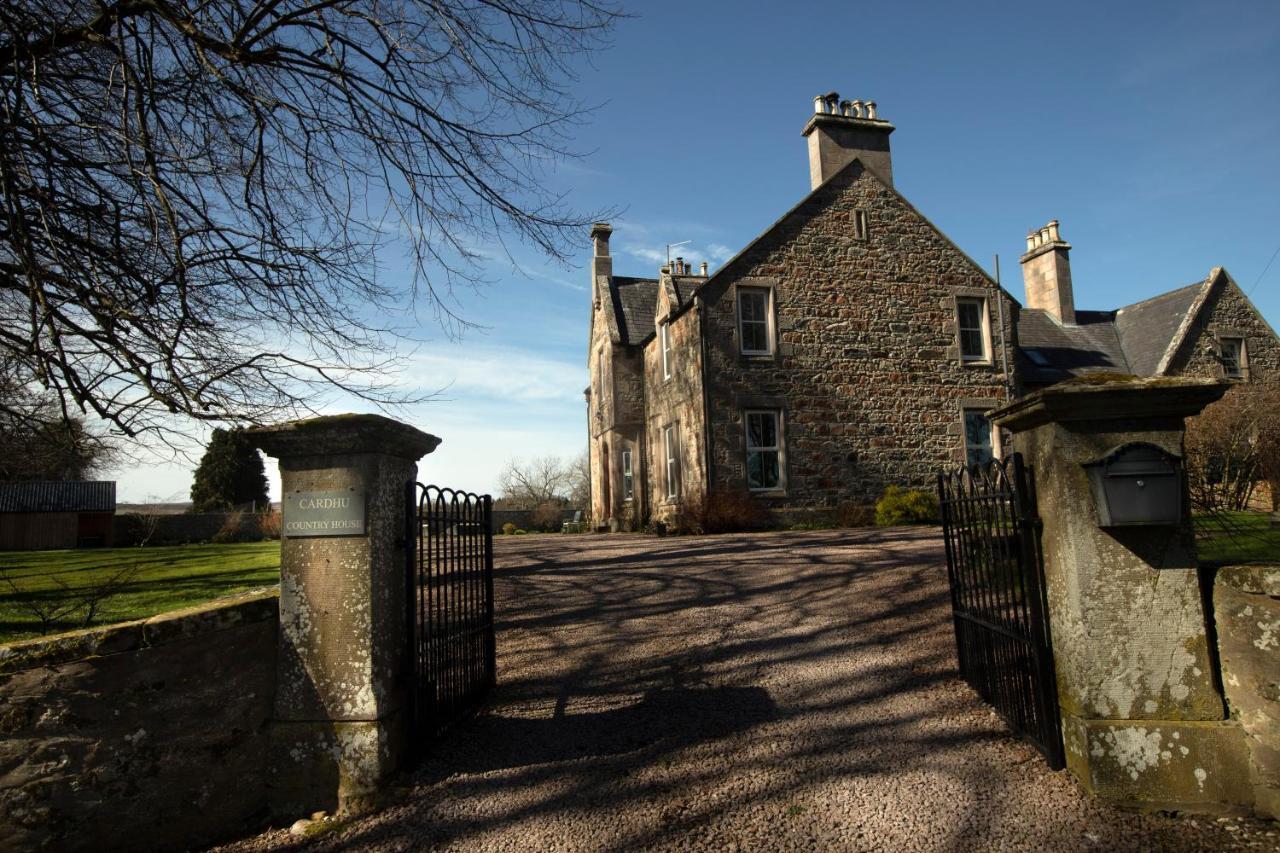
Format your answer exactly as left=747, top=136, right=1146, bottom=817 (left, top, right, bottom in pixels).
left=585, top=92, right=1279, bottom=529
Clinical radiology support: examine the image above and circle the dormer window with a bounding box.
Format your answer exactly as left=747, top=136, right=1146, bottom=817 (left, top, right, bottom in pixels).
left=738, top=287, right=773, bottom=355
left=956, top=297, right=991, bottom=363
left=1221, top=337, right=1247, bottom=379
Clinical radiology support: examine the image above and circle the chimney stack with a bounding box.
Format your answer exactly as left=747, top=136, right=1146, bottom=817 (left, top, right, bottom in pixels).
left=801, top=90, right=895, bottom=189
left=590, top=222, right=612, bottom=307
left=1020, top=219, right=1076, bottom=325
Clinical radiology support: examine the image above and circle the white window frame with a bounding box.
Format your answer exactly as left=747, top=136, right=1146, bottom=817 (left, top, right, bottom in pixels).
left=664, top=425, right=680, bottom=499
left=1221, top=336, right=1247, bottom=380
left=744, top=410, right=784, bottom=492
left=961, top=408, right=1001, bottom=468
left=660, top=322, right=672, bottom=380
left=956, top=296, right=991, bottom=364
left=737, top=286, right=774, bottom=356
left=621, top=449, right=634, bottom=502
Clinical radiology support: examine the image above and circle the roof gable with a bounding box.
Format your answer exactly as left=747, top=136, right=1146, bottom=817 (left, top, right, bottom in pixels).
left=687, top=155, right=1014, bottom=313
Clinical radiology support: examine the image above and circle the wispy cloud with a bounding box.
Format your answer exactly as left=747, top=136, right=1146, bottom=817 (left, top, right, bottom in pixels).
left=611, top=219, right=739, bottom=274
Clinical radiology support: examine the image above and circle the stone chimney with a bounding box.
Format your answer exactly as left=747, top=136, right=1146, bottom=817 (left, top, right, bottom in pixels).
left=590, top=222, right=612, bottom=308
left=1020, top=219, right=1076, bottom=325
left=801, top=90, right=895, bottom=189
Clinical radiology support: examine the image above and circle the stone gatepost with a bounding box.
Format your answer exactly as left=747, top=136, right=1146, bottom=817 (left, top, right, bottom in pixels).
left=991, top=377, right=1255, bottom=813
left=248, top=414, right=440, bottom=818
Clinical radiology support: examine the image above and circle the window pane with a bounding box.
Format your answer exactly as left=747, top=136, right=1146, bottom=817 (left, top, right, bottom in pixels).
left=964, top=411, right=994, bottom=467
left=747, top=449, right=779, bottom=489
left=740, top=290, right=770, bottom=353
left=958, top=300, right=985, bottom=359
left=747, top=412, right=777, bottom=449
left=1222, top=339, right=1242, bottom=376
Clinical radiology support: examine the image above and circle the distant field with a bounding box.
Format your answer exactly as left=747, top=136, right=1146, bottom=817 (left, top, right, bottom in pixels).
left=0, top=542, right=280, bottom=644
left=1195, top=511, right=1280, bottom=566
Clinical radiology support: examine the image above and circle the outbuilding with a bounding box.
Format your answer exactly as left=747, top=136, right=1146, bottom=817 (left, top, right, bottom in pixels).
left=0, top=481, right=117, bottom=550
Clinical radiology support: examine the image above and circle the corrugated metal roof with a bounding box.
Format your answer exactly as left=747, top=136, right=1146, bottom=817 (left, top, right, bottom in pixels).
left=0, top=481, right=117, bottom=513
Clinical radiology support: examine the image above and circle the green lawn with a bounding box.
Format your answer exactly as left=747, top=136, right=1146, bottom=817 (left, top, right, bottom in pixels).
left=1195, top=511, right=1280, bottom=566
left=0, top=542, right=280, bottom=644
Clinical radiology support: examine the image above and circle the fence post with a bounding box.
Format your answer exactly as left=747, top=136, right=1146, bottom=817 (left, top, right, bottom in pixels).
left=991, top=377, right=1256, bottom=813
left=248, top=414, right=440, bottom=819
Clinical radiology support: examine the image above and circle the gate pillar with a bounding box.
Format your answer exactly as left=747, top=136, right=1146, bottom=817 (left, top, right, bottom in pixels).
left=991, top=377, right=1256, bottom=813
left=249, top=415, right=440, bottom=818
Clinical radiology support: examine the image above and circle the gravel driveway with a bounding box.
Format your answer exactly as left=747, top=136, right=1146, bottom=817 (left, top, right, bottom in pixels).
left=228, top=529, right=1276, bottom=851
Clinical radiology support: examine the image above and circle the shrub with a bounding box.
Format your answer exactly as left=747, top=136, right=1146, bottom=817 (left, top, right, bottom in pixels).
left=212, top=510, right=246, bottom=543
left=874, top=486, right=939, bottom=526
left=501, top=522, right=517, bottom=536
left=259, top=509, right=282, bottom=540
left=530, top=502, right=564, bottom=532
left=514, top=528, right=527, bottom=535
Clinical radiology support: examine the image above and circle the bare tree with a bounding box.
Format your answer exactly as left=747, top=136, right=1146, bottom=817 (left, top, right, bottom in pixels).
left=499, top=455, right=572, bottom=508
left=0, top=0, right=620, bottom=441
left=1186, top=376, right=1280, bottom=514
left=569, top=448, right=590, bottom=507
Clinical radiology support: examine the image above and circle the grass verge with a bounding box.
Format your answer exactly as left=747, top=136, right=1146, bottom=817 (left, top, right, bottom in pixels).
left=0, top=542, right=280, bottom=644
left=1194, top=511, right=1280, bottom=566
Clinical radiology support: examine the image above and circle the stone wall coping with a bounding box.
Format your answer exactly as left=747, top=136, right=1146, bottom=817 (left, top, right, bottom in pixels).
left=247, top=413, right=441, bottom=460
left=1215, top=564, right=1280, bottom=597
left=0, top=587, right=279, bottom=675
left=991, top=377, right=1230, bottom=433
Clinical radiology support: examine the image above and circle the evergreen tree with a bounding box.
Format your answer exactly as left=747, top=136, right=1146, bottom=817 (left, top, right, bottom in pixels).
left=190, top=429, right=269, bottom=513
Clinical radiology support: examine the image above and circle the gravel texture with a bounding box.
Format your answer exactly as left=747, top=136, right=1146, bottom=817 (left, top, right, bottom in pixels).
left=221, top=528, right=1278, bottom=851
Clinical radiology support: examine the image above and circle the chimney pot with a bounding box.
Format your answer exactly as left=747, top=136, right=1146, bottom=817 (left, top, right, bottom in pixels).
left=803, top=93, right=894, bottom=189
left=1048, top=219, right=1061, bottom=242
left=700, top=261, right=708, bottom=276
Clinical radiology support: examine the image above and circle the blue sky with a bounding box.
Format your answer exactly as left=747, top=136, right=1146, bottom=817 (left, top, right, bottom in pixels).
left=116, top=0, right=1280, bottom=502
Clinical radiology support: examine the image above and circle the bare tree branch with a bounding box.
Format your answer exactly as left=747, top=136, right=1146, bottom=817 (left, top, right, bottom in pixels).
left=0, top=0, right=620, bottom=439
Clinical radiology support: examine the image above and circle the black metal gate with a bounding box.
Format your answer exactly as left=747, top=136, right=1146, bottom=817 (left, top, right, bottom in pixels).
left=405, top=483, right=495, bottom=758
left=937, top=454, right=1064, bottom=770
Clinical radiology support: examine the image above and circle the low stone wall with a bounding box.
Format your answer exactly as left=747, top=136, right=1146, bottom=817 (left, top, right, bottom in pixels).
left=492, top=507, right=581, bottom=533
left=1213, top=564, right=1280, bottom=819
left=0, top=588, right=279, bottom=851
left=114, top=511, right=280, bottom=546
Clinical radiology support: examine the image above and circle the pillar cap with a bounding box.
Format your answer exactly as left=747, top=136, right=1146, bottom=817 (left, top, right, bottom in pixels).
left=991, top=376, right=1230, bottom=433
left=247, top=413, right=441, bottom=460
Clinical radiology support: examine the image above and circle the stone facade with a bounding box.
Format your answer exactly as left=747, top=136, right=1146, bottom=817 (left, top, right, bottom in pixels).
left=0, top=589, right=279, bottom=851
left=696, top=162, right=1013, bottom=513
left=585, top=94, right=1279, bottom=531
left=1167, top=272, right=1280, bottom=380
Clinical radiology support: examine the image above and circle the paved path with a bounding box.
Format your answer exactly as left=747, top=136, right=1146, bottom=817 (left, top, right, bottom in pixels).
left=232, top=529, right=1275, bottom=851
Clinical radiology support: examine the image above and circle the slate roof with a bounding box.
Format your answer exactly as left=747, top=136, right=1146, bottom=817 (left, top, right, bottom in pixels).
left=609, top=276, right=659, bottom=346
left=1113, top=280, right=1206, bottom=376
left=1018, top=278, right=1214, bottom=387
left=1018, top=309, right=1130, bottom=385
left=0, top=481, right=117, bottom=513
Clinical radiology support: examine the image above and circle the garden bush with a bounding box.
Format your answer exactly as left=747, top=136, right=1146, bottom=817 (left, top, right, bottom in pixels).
left=502, top=522, right=517, bottom=536
left=874, top=486, right=939, bottom=526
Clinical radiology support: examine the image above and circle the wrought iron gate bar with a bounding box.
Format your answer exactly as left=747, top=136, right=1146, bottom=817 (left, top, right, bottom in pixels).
left=938, top=454, right=1065, bottom=770
left=406, top=482, right=495, bottom=760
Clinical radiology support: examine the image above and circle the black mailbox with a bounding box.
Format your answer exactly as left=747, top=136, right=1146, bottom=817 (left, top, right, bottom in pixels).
left=1083, top=443, right=1183, bottom=527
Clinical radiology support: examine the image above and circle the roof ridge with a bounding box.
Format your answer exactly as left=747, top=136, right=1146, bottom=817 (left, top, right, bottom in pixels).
left=1114, top=278, right=1208, bottom=315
